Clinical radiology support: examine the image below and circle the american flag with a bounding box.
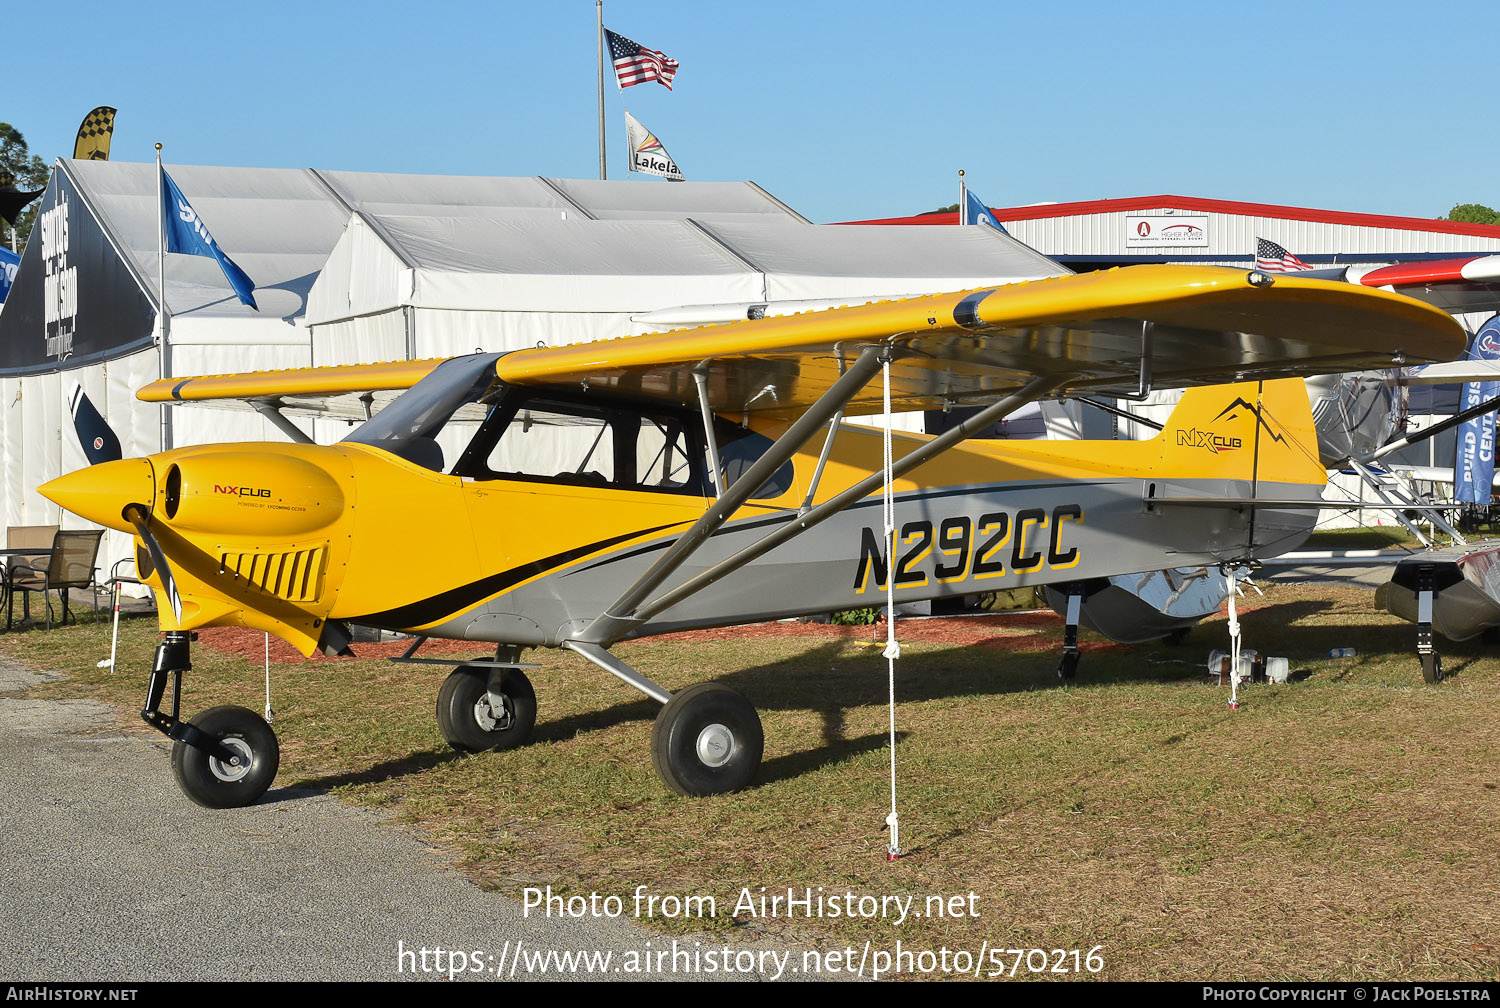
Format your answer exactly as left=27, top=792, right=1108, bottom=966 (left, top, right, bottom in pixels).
left=1255, top=237, right=1311, bottom=273
left=605, top=29, right=679, bottom=90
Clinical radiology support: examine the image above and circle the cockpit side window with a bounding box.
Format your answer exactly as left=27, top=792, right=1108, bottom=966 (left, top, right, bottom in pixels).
left=715, top=424, right=795, bottom=500
left=345, top=363, right=795, bottom=500
left=450, top=390, right=710, bottom=496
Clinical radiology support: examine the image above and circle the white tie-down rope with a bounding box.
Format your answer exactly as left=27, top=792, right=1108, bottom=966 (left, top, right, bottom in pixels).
left=1225, top=570, right=1241, bottom=710
left=881, top=358, right=903, bottom=860
left=264, top=632, right=275, bottom=723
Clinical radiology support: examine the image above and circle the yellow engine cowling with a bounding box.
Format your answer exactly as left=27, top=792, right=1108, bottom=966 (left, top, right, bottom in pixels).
left=42, top=443, right=359, bottom=654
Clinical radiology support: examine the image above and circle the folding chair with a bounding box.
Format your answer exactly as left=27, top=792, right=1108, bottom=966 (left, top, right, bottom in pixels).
left=2, top=525, right=59, bottom=625
left=7, top=529, right=104, bottom=631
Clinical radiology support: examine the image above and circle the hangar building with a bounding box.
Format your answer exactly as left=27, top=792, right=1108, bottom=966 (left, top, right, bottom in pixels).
left=854, top=194, right=1500, bottom=271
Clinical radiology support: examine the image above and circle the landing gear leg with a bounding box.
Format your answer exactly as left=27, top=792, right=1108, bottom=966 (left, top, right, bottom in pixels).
left=142, top=630, right=281, bottom=808
left=563, top=640, right=764, bottom=796
left=436, top=652, right=538, bottom=754
left=1058, top=582, right=1083, bottom=680
left=1416, top=564, right=1444, bottom=684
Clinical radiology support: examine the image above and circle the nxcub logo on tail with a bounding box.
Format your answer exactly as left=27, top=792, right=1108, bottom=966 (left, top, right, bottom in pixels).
left=1175, top=396, right=1290, bottom=454
left=1176, top=428, right=1243, bottom=453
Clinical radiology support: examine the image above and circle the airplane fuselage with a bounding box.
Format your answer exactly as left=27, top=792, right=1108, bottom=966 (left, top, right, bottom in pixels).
left=47, top=377, right=1324, bottom=655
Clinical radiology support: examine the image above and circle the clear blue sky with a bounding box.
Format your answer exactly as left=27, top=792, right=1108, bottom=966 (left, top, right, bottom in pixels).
left=8, top=0, right=1497, bottom=224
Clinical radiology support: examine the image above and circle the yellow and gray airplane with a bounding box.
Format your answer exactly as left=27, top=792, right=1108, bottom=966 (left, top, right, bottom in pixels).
left=40, top=265, right=1464, bottom=808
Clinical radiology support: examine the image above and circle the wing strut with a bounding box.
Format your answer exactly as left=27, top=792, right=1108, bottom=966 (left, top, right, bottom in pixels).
left=580, top=347, right=887, bottom=645
left=575, top=367, right=1073, bottom=646
left=251, top=399, right=316, bottom=445
left=692, top=365, right=726, bottom=497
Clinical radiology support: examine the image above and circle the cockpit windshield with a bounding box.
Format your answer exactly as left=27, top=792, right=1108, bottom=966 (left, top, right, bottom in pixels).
left=340, top=353, right=503, bottom=470
left=338, top=350, right=791, bottom=500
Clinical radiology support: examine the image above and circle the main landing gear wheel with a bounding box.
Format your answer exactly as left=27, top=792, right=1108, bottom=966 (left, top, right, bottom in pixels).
left=1421, top=653, right=1444, bottom=684
left=169, top=705, right=280, bottom=809
left=651, top=683, right=763, bottom=797
left=437, top=665, right=536, bottom=753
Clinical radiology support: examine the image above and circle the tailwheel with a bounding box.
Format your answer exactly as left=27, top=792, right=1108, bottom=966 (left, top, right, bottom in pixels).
left=169, top=705, right=280, bottom=809
left=437, top=665, right=536, bottom=753
left=1420, top=653, right=1444, bottom=684
left=651, top=683, right=763, bottom=797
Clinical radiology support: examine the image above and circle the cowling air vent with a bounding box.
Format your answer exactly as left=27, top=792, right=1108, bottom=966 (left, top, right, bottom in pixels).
left=218, top=544, right=328, bottom=603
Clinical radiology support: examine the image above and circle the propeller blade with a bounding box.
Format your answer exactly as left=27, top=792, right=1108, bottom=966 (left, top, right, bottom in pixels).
left=68, top=385, right=123, bottom=465
left=123, top=504, right=181, bottom=623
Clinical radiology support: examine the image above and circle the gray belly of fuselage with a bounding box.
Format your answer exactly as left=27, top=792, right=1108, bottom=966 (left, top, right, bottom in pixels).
left=423, top=477, right=1318, bottom=647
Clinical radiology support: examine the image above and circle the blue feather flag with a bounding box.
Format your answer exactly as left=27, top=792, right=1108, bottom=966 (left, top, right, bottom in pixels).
left=160, top=168, right=257, bottom=309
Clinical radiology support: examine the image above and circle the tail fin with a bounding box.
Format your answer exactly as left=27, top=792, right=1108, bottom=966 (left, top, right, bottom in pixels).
left=1155, top=378, right=1325, bottom=486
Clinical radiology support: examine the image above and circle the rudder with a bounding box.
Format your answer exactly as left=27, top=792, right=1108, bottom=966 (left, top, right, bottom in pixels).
left=1155, top=378, right=1324, bottom=487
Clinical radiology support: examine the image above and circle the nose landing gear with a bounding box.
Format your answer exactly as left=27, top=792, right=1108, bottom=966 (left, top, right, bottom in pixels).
left=143, top=630, right=281, bottom=808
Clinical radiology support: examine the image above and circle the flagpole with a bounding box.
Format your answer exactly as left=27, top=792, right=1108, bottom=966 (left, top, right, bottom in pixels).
left=596, top=1, right=606, bottom=180
left=958, top=169, right=967, bottom=226
left=155, top=143, right=172, bottom=451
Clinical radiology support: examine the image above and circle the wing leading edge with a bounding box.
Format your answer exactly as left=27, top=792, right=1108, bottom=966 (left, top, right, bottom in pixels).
left=136, top=265, right=1463, bottom=420
left=493, top=264, right=1464, bottom=418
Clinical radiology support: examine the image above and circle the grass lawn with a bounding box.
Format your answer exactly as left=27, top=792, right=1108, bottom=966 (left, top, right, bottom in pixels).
left=4, top=581, right=1499, bottom=981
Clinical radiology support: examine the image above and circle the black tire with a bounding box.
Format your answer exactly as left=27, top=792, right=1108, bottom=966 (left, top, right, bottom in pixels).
left=1421, top=653, right=1444, bottom=684
left=1057, top=651, right=1080, bottom=680
left=651, top=683, right=763, bottom=797
left=436, top=665, right=537, bottom=753
left=169, top=705, right=280, bottom=809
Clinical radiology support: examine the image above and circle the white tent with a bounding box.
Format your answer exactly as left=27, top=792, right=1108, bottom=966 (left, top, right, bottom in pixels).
left=0, top=160, right=1066, bottom=579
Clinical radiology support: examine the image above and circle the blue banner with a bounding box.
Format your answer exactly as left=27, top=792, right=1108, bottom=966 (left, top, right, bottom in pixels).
left=963, top=188, right=1008, bottom=234
left=160, top=168, right=257, bottom=309
left=0, top=246, right=18, bottom=303
left=1455, top=314, right=1500, bottom=504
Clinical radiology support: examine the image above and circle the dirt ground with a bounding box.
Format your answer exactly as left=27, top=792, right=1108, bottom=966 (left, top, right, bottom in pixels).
left=194, top=608, right=1147, bottom=665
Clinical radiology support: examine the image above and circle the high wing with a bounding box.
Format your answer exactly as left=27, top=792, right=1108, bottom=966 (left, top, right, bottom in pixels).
left=1304, top=255, right=1500, bottom=316
left=138, top=265, right=1464, bottom=418
left=1403, top=360, right=1500, bottom=384
left=137, top=357, right=450, bottom=422
left=492, top=265, right=1463, bottom=417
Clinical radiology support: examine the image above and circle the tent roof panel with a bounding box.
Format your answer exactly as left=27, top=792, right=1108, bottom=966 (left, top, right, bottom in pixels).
left=701, top=220, right=1067, bottom=284
left=315, top=171, right=573, bottom=215
left=64, top=160, right=352, bottom=320
left=546, top=177, right=802, bottom=221
left=375, top=216, right=754, bottom=276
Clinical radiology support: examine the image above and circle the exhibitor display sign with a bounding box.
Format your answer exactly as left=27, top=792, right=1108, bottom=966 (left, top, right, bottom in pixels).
left=0, top=169, right=156, bottom=375
left=1125, top=215, right=1209, bottom=247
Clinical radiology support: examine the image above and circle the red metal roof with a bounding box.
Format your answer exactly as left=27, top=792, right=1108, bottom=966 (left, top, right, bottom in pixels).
left=845, top=195, right=1500, bottom=239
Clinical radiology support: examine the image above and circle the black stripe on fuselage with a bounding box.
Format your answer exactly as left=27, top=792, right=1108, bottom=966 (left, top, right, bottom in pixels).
left=352, top=521, right=688, bottom=629
left=354, top=481, right=1098, bottom=629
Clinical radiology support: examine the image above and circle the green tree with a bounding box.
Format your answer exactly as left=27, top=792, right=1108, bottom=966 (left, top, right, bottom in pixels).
left=1445, top=203, right=1500, bottom=225
left=1, top=123, right=51, bottom=249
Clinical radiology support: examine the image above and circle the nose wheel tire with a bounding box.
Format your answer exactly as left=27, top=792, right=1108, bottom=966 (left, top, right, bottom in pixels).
left=651, top=683, right=763, bottom=797
left=169, top=705, right=280, bottom=809
left=1421, top=653, right=1444, bottom=684
left=437, top=665, right=536, bottom=753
